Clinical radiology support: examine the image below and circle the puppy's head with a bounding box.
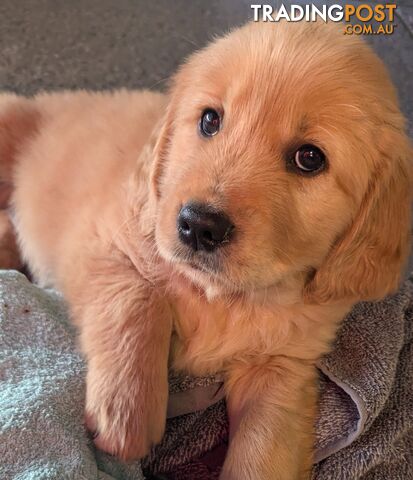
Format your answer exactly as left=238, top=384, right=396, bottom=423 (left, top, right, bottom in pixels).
left=152, top=21, right=412, bottom=303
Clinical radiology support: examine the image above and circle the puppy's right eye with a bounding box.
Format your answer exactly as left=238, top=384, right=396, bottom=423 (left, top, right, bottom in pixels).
left=289, top=144, right=327, bottom=175
left=199, top=109, right=221, bottom=137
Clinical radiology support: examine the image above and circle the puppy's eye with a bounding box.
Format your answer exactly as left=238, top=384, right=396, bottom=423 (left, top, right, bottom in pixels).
left=292, top=145, right=326, bottom=174
left=199, top=109, right=221, bottom=137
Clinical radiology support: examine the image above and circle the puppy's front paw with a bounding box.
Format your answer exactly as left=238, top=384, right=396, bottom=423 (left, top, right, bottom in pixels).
left=85, top=380, right=167, bottom=461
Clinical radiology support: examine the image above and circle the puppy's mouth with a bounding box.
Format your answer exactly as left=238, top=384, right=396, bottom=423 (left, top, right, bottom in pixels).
left=173, top=249, right=221, bottom=277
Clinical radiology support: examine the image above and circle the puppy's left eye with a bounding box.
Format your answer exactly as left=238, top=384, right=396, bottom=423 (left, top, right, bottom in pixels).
left=291, top=145, right=326, bottom=174
left=199, top=109, right=221, bottom=137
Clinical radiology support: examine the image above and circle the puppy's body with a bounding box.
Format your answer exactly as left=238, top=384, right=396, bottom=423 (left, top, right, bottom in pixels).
left=1, top=21, right=411, bottom=480
left=11, top=90, right=166, bottom=287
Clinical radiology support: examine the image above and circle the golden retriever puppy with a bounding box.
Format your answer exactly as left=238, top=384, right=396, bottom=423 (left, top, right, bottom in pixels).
left=0, top=20, right=411, bottom=480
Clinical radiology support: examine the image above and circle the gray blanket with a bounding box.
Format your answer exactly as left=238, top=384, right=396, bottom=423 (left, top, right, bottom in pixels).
left=0, top=270, right=412, bottom=479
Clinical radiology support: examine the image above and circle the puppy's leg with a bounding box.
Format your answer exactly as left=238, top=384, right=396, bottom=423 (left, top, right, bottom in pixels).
left=0, top=95, right=39, bottom=271
left=221, top=358, right=317, bottom=480
left=66, top=250, right=172, bottom=461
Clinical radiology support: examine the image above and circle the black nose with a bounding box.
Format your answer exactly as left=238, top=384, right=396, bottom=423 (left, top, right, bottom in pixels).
left=177, top=202, right=234, bottom=252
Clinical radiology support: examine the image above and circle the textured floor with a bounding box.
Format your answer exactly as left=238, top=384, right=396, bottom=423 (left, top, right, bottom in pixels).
left=0, top=0, right=412, bottom=270
left=0, top=0, right=411, bottom=135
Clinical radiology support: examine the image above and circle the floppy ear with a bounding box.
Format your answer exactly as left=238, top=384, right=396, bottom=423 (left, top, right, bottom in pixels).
left=305, top=125, right=412, bottom=304
left=150, top=100, right=175, bottom=200
left=150, top=65, right=190, bottom=200
left=0, top=93, right=39, bottom=183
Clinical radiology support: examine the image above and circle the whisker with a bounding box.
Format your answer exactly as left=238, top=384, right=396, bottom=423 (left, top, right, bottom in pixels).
left=148, top=76, right=170, bottom=91
left=173, top=33, right=201, bottom=49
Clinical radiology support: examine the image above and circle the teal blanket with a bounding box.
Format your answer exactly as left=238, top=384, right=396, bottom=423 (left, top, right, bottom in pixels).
left=0, top=271, right=144, bottom=480
left=1, top=270, right=412, bottom=479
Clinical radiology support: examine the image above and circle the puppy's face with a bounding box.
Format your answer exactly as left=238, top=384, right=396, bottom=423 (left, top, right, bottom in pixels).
left=153, top=22, right=412, bottom=301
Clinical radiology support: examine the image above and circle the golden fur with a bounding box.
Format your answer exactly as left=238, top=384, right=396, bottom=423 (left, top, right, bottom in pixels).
left=0, top=21, right=411, bottom=479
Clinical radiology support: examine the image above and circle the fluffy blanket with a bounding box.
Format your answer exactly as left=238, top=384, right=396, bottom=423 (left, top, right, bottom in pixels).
left=1, top=270, right=412, bottom=479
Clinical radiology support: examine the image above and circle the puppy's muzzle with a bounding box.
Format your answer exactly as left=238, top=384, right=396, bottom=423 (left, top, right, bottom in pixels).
left=177, top=202, right=234, bottom=252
